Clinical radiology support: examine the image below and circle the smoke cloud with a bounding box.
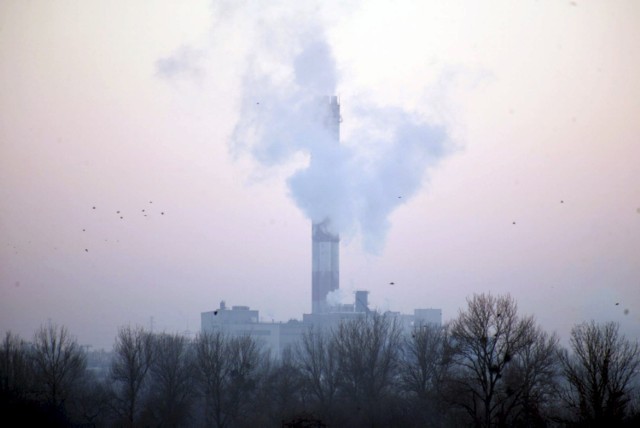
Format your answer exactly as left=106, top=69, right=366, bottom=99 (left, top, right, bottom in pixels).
left=233, top=35, right=447, bottom=253
left=158, top=1, right=450, bottom=253
left=326, top=289, right=350, bottom=307
left=156, top=46, right=204, bottom=80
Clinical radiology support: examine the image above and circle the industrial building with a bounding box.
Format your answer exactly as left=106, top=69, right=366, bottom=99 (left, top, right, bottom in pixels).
left=201, top=297, right=442, bottom=358
left=201, top=96, right=442, bottom=357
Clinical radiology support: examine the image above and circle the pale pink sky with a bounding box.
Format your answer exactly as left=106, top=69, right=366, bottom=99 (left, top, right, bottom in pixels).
left=1, top=0, right=639, bottom=350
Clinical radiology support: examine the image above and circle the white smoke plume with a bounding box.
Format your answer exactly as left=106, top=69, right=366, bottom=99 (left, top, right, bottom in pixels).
left=233, top=39, right=448, bottom=253
left=325, top=289, right=350, bottom=307
left=159, top=1, right=451, bottom=253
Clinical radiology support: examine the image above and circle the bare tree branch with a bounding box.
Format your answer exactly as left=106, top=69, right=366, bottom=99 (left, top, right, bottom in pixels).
left=110, top=325, right=154, bottom=427
left=31, top=323, right=86, bottom=410
left=559, top=321, right=640, bottom=425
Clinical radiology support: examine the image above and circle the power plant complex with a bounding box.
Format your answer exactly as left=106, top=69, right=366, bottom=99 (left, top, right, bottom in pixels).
left=201, top=97, right=441, bottom=357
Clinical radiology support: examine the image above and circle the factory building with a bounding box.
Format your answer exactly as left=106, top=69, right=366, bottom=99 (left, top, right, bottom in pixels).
left=201, top=296, right=442, bottom=358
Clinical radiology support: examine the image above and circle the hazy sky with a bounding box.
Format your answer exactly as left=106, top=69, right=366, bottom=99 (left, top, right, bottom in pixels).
left=1, top=0, right=639, bottom=350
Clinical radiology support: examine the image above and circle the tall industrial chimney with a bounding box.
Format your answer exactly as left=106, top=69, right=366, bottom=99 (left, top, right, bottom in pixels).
left=312, top=96, right=340, bottom=314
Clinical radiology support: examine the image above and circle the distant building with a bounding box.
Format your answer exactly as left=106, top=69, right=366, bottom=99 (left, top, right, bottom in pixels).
left=201, top=296, right=441, bottom=358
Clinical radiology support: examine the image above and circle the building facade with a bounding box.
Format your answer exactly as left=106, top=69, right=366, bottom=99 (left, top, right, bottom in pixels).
left=201, top=297, right=442, bottom=358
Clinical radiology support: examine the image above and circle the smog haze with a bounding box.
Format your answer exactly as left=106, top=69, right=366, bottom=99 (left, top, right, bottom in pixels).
left=1, top=0, right=639, bottom=350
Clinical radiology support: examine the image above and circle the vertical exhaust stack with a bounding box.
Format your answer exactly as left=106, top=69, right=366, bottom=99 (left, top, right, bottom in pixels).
left=312, top=96, right=340, bottom=314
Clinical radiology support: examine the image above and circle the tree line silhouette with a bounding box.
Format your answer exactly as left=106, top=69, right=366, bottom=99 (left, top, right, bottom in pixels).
left=1, top=293, right=639, bottom=427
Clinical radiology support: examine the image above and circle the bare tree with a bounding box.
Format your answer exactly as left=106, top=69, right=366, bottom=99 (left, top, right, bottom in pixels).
left=67, top=370, right=112, bottom=428
left=499, top=325, right=560, bottom=426
left=146, top=332, right=196, bottom=427
left=195, top=331, right=227, bottom=427
left=31, top=323, right=86, bottom=409
left=257, top=347, right=305, bottom=426
left=559, top=321, right=640, bottom=426
left=195, top=331, right=265, bottom=427
left=295, top=326, right=339, bottom=421
left=400, top=322, right=453, bottom=427
left=110, top=325, right=154, bottom=427
left=626, top=383, right=640, bottom=425
left=449, top=293, right=558, bottom=427
left=332, top=312, right=403, bottom=426
left=0, top=331, right=33, bottom=401
left=223, top=334, right=265, bottom=424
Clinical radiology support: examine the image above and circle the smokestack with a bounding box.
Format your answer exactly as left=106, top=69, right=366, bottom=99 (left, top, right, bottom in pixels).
left=312, top=96, right=340, bottom=314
